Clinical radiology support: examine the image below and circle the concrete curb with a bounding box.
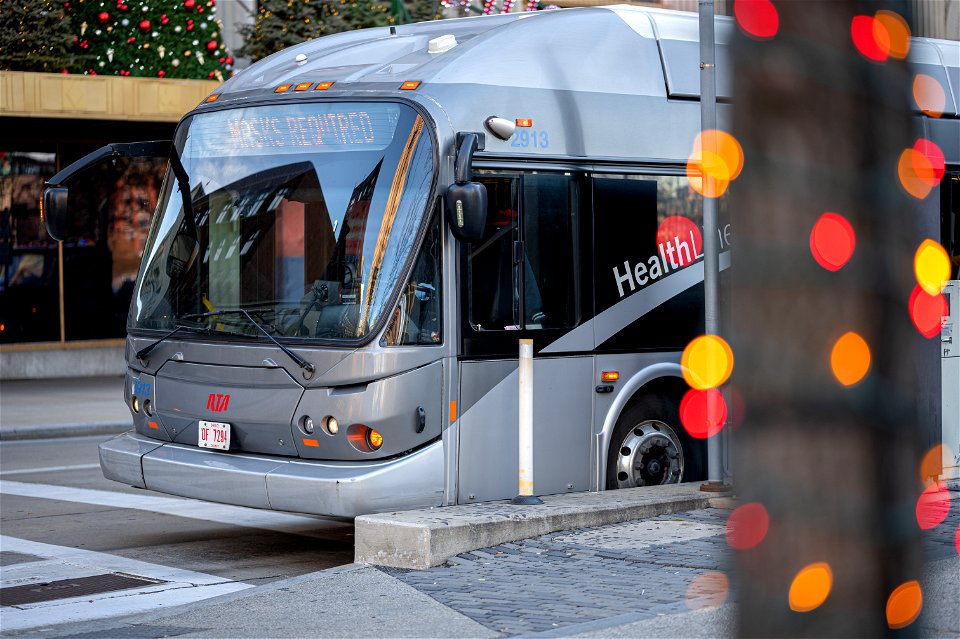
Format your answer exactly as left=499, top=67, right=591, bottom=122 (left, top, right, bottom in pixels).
left=355, top=483, right=729, bottom=569
left=0, top=422, right=131, bottom=441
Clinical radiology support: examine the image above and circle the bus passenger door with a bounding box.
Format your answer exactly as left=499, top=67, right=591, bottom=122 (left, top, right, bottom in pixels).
left=456, top=172, right=594, bottom=503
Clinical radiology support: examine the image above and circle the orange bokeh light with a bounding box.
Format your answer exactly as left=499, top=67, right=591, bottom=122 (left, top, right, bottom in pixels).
left=886, top=581, right=923, bottom=629
left=830, top=332, right=871, bottom=386
left=788, top=562, right=833, bottom=612
left=657, top=216, right=702, bottom=268
left=913, top=139, right=946, bottom=185
left=809, top=212, right=856, bottom=272
left=733, top=0, right=779, bottom=40
left=687, top=130, right=743, bottom=198
left=680, top=388, right=727, bottom=439
left=916, top=481, right=950, bottom=530
left=726, top=502, right=770, bottom=550
left=686, top=572, right=730, bottom=610
left=874, top=10, right=910, bottom=59
left=682, top=334, right=734, bottom=390
left=919, top=444, right=950, bottom=485
left=913, top=74, right=946, bottom=117
left=908, top=284, right=947, bottom=339
left=898, top=148, right=934, bottom=200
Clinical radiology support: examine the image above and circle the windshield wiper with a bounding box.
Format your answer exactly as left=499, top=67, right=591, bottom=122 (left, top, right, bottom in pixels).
left=136, top=323, right=212, bottom=361
left=183, top=309, right=315, bottom=374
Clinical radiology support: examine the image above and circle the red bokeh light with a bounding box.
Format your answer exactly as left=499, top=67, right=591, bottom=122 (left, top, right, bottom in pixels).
left=726, top=502, right=769, bottom=550
left=916, top=482, right=950, bottom=530
left=851, top=15, right=888, bottom=61
left=809, top=212, right=856, bottom=272
left=680, top=388, right=727, bottom=439
left=734, top=0, right=779, bottom=40
left=913, top=139, right=945, bottom=185
left=908, top=285, right=947, bottom=339
left=657, top=216, right=702, bottom=268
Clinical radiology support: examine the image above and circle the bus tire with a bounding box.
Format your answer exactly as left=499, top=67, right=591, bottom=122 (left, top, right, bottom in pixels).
left=605, top=394, right=705, bottom=489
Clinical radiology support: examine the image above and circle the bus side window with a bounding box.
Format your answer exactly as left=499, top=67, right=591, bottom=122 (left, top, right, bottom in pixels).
left=382, top=208, right=442, bottom=346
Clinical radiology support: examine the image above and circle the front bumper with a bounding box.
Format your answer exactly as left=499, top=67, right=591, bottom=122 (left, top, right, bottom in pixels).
left=99, top=431, right=445, bottom=518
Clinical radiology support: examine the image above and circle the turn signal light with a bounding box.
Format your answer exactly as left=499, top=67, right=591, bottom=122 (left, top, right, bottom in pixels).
left=295, top=82, right=313, bottom=91
left=315, top=81, right=335, bottom=90
left=516, top=118, right=533, bottom=127
left=601, top=371, right=620, bottom=382
left=204, top=93, right=220, bottom=104
left=275, top=84, right=293, bottom=93
left=368, top=428, right=383, bottom=450
left=400, top=80, right=421, bottom=90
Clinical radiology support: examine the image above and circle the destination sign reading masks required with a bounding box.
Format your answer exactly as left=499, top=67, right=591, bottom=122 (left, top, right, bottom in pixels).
left=180, top=103, right=403, bottom=158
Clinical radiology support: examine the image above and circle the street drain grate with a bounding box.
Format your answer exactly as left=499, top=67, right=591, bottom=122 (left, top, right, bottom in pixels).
left=0, top=573, right=167, bottom=607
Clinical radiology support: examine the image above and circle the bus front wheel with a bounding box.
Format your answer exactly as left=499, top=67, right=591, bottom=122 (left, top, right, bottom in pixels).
left=605, top=395, right=705, bottom=489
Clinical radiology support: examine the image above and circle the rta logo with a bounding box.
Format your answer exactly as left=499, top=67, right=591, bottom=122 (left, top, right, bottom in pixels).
left=206, top=393, right=230, bottom=413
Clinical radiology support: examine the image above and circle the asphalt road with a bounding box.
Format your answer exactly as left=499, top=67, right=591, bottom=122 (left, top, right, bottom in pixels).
left=0, top=435, right=354, bottom=633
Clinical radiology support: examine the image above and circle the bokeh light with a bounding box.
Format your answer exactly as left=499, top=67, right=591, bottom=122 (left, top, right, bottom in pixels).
left=657, top=216, right=703, bottom=268
left=916, top=481, right=950, bottom=530
left=913, top=74, right=946, bottom=117
left=851, top=15, right=888, bottom=61
left=830, top=332, right=871, bottom=386
left=913, top=139, right=946, bottom=185
left=919, top=444, right=950, bottom=485
left=874, top=10, right=910, bottom=59
left=726, top=502, right=769, bottom=550
left=788, top=562, right=833, bottom=612
left=809, top=212, right=856, bottom=272
left=908, top=284, right=947, bottom=338
left=733, top=0, right=779, bottom=40
left=886, top=581, right=923, bottom=629
left=687, top=130, right=744, bottom=198
left=680, top=388, right=727, bottom=439
left=686, top=572, right=730, bottom=610
left=682, top=335, right=734, bottom=390
left=914, top=239, right=950, bottom=295
left=898, top=148, right=935, bottom=199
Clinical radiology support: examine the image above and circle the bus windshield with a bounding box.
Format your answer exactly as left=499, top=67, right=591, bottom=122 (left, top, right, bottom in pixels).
left=129, top=102, right=434, bottom=342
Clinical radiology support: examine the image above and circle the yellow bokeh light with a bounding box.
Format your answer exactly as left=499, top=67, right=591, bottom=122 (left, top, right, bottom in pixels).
left=830, top=332, right=871, bottom=387
left=914, top=239, right=950, bottom=295
left=913, top=74, right=946, bottom=118
left=788, top=562, right=833, bottom=612
left=686, top=130, right=743, bottom=199
left=886, top=580, right=923, bottom=629
left=682, top=335, right=734, bottom=390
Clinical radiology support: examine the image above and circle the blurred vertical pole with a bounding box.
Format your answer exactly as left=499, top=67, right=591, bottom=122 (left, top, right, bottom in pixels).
left=699, top=0, right=726, bottom=488
left=731, top=1, right=926, bottom=636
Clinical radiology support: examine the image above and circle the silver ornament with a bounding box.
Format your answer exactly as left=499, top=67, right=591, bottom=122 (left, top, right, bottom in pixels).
left=121, top=18, right=129, bottom=26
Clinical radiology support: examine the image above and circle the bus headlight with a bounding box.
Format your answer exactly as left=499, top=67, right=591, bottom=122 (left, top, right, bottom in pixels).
left=324, top=416, right=339, bottom=435
left=131, top=396, right=140, bottom=413
left=301, top=415, right=315, bottom=434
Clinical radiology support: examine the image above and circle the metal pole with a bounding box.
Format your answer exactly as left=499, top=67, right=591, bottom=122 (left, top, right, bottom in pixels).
left=699, top=0, right=725, bottom=487
left=513, top=338, right=542, bottom=504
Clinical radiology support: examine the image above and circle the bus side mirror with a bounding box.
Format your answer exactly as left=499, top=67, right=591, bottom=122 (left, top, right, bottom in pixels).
left=42, top=187, right=69, bottom=241
left=445, top=131, right=488, bottom=243
left=166, top=233, right=200, bottom=279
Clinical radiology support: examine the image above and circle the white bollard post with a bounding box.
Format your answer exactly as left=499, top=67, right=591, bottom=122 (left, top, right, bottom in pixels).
left=513, top=339, right=542, bottom=505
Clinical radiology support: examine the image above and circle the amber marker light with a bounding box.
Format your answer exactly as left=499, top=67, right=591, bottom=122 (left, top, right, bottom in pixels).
left=368, top=428, right=383, bottom=450
left=315, top=81, right=335, bottom=90
left=275, top=84, right=293, bottom=93
left=295, top=82, right=313, bottom=91
left=303, top=438, right=320, bottom=448
left=516, top=118, right=533, bottom=127
left=400, top=80, right=421, bottom=90
left=204, top=93, right=220, bottom=103
left=601, top=371, right=620, bottom=382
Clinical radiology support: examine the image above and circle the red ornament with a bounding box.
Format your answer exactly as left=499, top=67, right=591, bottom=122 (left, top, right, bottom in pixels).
left=88, top=69, right=97, bottom=75
left=206, top=40, right=217, bottom=51
left=208, top=71, right=215, bottom=79
left=225, top=56, right=233, bottom=65
left=64, top=1, right=70, bottom=7
left=139, top=19, right=151, bottom=31
left=197, top=6, right=204, bottom=12
left=127, top=36, right=136, bottom=43
left=120, top=3, right=128, bottom=10
left=61, top=68, right=69, bottom=74
left=186, top=22, right=194, bottom=31
left=218, top=57, right=224, bottom=63
left=161, top=14, right=169, bottom=24
left=98, top=11, right=109, bottom=22
left=158, top=70, right=166, bottom=78
left=79, top=39, right=89, bottom=49
left=184, top=0, right=195, bottom=10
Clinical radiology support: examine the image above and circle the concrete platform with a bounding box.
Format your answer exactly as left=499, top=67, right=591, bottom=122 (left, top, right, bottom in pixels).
left=355, top=482, right=730, bottom=569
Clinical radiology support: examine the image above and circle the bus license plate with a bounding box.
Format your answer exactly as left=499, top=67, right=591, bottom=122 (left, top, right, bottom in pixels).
left=198, top=420, right=230, bottom=450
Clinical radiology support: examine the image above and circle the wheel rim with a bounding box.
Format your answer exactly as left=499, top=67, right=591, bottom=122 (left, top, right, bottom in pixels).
left=614, top=420, right=684, bottom=488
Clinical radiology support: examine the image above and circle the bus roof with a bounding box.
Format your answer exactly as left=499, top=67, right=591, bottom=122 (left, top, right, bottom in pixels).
left=205, top=6, right=959, bottom=163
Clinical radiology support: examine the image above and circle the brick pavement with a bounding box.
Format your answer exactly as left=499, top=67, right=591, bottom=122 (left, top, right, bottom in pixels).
left=387, top=508, right=735, bottom=636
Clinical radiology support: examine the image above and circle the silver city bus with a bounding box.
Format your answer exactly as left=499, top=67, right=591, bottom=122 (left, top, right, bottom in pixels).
left=44, top=7, right=960, bottom=518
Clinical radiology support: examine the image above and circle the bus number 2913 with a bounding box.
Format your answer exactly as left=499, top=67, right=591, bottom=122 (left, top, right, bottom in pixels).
left=510, top=129, right=550, bottom=149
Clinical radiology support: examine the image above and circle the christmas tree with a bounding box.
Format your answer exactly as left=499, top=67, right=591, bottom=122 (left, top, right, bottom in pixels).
left=0, top=0, right=76, bottom=72
left=64, top=0, right=233, bottom=80
left=238, top=0, right=397, bottom=63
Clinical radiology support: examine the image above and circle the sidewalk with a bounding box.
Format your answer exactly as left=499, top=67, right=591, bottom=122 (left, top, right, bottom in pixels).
left=0, top=376, right=131, bottom=440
